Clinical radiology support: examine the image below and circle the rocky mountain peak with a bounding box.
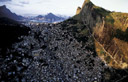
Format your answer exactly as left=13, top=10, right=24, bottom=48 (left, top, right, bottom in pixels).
left=82, top=0, right=93, bottom=9
left=75, top=0, right=93, bottom=15
left=0, top=5, right=24, bottom=20
left=74, top=0, right=128, bottom=69
left=0, top=5, right=8, bottom=12
left=0, top=5, right=6, bottom=9
left=46, top=13, right=55, bottom=16
left=76, top=7, right=81, bottom=15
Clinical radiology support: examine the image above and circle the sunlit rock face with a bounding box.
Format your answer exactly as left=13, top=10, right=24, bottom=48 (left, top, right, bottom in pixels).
left=74, top=0, right=128, bottom=69
left=76, top=7, right=81, bottom=15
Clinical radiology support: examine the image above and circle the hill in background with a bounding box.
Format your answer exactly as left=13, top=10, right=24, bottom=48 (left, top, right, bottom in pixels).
left=0, top=5, right=24, bottom=20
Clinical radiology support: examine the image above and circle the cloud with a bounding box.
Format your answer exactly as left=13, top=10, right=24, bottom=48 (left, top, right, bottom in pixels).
left=0, top=0, right=84, bottom=16
left=0, top=0, right=11, bottom=2
left=10, top=3, right=24, bottom=7
left=20, top=1, right=29, bottom=4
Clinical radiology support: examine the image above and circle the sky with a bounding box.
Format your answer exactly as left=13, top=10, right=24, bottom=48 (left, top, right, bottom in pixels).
left=0, top=0, right=128, bottom=16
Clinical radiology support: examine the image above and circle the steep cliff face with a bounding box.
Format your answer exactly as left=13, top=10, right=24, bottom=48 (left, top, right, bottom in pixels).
left=74, top=0, right=128, bottom=69
left=74, top=0, right=103, bottom=30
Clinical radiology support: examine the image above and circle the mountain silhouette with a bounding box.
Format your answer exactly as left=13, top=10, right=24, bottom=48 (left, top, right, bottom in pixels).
left=35, top=13, right=65, bottom=23
left=0, top=5, right=24, bottom=20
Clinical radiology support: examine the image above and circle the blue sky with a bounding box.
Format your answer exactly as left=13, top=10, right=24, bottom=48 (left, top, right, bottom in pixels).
left=0, top=0, right=128, bottom=16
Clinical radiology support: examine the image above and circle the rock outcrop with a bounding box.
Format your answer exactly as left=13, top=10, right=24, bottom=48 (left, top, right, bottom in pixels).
left=74, top=0, right=128, bottom=69
left=76, top=7, right=81, bottom=15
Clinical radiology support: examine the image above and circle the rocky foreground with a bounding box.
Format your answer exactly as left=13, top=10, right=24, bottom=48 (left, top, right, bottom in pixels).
left=0, top=19, right=128, bottom=82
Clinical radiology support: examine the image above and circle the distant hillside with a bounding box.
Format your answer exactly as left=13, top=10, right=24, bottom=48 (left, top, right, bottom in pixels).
left=45, top=13, right=64, bottom=21
left=36, top=15, right=44, bottom=18
left=0, top=5, right=24, bottom=20
left=34, top=13, right=65, bottom=23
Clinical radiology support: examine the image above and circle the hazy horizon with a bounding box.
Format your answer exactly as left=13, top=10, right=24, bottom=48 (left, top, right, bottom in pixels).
left=0, top=0, right=128, bottom=16
left=0, top=0, right=84, bottom=16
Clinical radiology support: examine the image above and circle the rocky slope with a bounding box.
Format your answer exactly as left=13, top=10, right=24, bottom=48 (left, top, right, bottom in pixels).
left=0, top=0, right=128, bottom=82
left=1, top=19, right=128, bottom=82
left=74, top=0, right=128, bottom=69
left=0, top=20, right=107, bottom=82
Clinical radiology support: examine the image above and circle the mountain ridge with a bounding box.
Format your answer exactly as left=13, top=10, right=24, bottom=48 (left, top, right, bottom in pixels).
left=73, top=0, right=128, bottom=69
left=34, top=13, right=65, bottom=23
left=0, top=5, right=24, bottom=20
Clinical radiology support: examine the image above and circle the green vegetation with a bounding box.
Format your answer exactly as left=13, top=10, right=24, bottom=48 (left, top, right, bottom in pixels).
left=100, top=50, right=105, bottom=55
left=93, top=6, right=115, bottom=25
left=93, top=6, right=110, bottom=17
left=73, top=0, right=128, bottom=69
left=105, top=15, right=115, bottom=25
left=105, top=56, right=111, bottom=64
left=79, top=28, right=89, bottom=35
left=115, top=28, right=128, bottom=42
